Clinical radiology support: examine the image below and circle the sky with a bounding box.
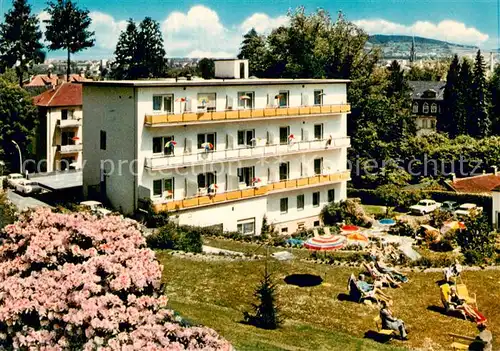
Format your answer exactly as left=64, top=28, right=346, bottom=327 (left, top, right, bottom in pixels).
left=1, top=0, right=499, bottom=59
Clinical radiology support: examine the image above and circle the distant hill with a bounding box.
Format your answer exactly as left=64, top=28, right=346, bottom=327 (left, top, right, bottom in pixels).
left=366, top=34, right=479, bottom=60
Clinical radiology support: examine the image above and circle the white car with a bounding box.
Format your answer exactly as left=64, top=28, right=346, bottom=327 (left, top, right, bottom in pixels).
left=15, top=180, right=43, bottom=195
left=454, top=203, right=483, bottom=218
left=410, top=199, right=441, bottom=215
left=79, top=201, right=112, bottom=216
left=7, top=173, right=24, bottom=188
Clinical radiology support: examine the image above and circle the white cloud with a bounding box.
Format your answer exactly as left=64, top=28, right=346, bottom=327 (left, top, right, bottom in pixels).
left=162, top=6, right=224, bottom=35
left=353, top=18, right=489, bottom=46
left=240, top=13, right=288, bottom=34
left=89, top=12, right=127, bottom=50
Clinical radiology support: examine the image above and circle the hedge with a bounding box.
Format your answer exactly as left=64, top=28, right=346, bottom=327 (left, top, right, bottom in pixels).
left=347, top=188, right=492, bottom=217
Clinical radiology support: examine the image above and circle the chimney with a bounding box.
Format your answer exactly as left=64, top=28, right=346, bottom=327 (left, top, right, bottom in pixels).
left=493, top=166, right=498, bottom=176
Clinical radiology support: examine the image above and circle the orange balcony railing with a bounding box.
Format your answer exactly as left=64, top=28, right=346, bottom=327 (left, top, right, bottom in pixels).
left=144, top=104, right=351, bottom=126
left=152, top=170, right=350, bottom=213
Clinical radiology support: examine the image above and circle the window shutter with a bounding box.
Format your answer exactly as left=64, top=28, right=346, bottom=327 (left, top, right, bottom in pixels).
left=266, top=131, right=274, bottom=145
left=227, top=134, right=234, bottom=149
left=302, top=129, right=309, bottom=141
left=185, top=138, right=192, bottom=153
left=226, top=96, right=233, bottom=110
left=302, top=94, right=309, bottom=106
left=185, top=98, right=192, bottom=112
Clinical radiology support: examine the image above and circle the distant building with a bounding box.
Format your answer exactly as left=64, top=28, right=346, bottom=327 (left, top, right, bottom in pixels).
left=33, top=83, right=83, bottom=172
left=408, top=81, right=445, bottom=135
left=493, top=186, right=500, bottom=228
left=25, top=73, right=88, bottom=89
left=445, top=169, right=500, bottom=194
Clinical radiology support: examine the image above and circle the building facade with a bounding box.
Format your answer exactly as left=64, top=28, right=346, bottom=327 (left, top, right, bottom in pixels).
left=408, top=81, right=445, bottom=136
left=33, top=83, right=83, bottom=172
left=82, top=60, right=350, bottom=235
left=493, top=187, right=500, bottom=229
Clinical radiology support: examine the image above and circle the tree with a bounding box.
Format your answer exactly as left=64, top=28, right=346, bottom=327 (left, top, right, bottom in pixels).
left=456, top=58, right=473, bottom=136
left=0, top=0, right=45, bottom=86
left=470, top=50, right=490, bottom=138
left=386, top=60, right=409, bottom=99
left=489, top=64, right=500, bottom=135
left=440, top=55, right=461, bottom=135
left=456, top=212, right=496, bottom=265
left=112, top=19, right=139, bottom=80
left=0, top=80, right=38, bottom=173
left=0, top=208, right=230, bottom=349
left=238, top=28, right=269, bottom=77
left=44, top=0, right=94, bottom=82
left=112, top=17, right=165, bottom=79
left=244, top=268, right=281, bottom=329
left=198, top=58, right=215, bottom=79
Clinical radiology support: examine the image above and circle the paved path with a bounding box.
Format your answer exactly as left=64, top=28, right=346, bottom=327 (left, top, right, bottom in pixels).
left=202, top=245, right=245, bottom=256
left=6, top=189, right=52, bottom=211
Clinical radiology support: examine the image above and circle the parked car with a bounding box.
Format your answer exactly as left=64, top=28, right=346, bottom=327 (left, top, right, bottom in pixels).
left=454, top=203, right=483, bottom=218
left=79, top=201, right=112, bottom=216
left=441, top=201, right=458, bottom=212
left=15, top=180, right=44, bottom=195
left=409, top=199, right=442, bottom=215
left=7, top=173, right=24, bottom=188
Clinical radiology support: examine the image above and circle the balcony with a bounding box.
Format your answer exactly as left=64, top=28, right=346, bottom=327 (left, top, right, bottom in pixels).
left=152, top=170, right=350, bottom=212
left=58, top=118, right=81, bottom=128
left=145, top=137, right=351, bottom=171
left=58, top=144, right=82, bottom=154
left=144, top=104, right=351, bottom=126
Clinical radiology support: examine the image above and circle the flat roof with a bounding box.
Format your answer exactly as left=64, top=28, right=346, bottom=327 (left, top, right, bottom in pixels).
left=81, top=78, right=351, bottom=88
left=31, top=171, right=82, bottom=191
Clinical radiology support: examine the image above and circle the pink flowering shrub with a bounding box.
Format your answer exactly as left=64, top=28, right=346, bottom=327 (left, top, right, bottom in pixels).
left=0, top=208, right=231, bottom=350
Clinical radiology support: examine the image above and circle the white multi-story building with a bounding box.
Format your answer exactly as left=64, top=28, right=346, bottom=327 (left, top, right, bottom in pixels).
left=34, top=83, right=83, bottom=172
left=82, top=60, right=351, bottom=235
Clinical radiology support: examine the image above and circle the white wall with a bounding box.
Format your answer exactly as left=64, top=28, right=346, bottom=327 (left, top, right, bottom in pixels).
left=214, top=60, right=249, bottom=79
left=493, top=191, right=500, bottom=228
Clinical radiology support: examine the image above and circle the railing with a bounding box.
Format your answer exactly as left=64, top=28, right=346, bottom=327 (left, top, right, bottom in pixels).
left=59, top=144, right=82, bottom=153
left=58, top=118, right=81, bottom=128
left=145, top=137, right=351, bottom=170
left=152, top=170, right=350, bottom=212
left=144, top=104, right=351, bottom=126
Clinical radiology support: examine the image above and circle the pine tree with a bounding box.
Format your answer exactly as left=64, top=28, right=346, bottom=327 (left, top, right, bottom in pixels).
left=0, top=0, right=45, bottom=86
left=489, top=64, right=500, bottom=135
left=440, top=55, right=461, bottom=136
left=44, top=0, right=95, bottom=82
left=136, top=17, right=165, bottom=79
left=238, top=28, right=269, bottom=77
left=456, top=59, right=473, bottom=136
left=386, top=60, right=409, bottom=99
left=243, top=268, right=281, bottom=329
left=112, top=19, right=139, bottom=80
left=470, top=50, right=490, bottom=138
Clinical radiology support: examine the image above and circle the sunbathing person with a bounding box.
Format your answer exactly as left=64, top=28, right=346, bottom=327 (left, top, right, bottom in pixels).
left=375, top=257, right=409, bottom=283
left=448, top=286, right=486, bottom=323
left=380, top=300, right=408, bottom=340
left=355, top=274, right=391, bottom=304
left=366, top=262, right=402, bottom=288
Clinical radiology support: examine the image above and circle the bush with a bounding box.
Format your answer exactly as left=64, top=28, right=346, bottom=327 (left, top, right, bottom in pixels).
left=456, top=213, right=496, bottom=265
left=146, top=223, right=203, bottom=253
left=430, top=209, right=453, bottom=229
left=0, top=191, right=17, bottom=229
left=243, top=269, right=281, bottom=330
left=0, top=208, right=230, bottom=350
left=321, top=199, right=371, bottom=227
left=389, top=220, right=416, bottom=237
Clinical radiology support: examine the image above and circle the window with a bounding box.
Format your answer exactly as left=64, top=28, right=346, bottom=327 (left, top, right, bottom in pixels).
left=237, top=91, right=255, bottom=109
left=313, top=220, right=320, bottom=227
left=152, top=178, right=174, bottom=199
left=280, top=198, right=288, bottom=214
left=314, top=158, right=323, bottom=175
left=197, top=93, right=216, bottom=111
left=61, top=109, right=68, bottom=120
left=153, top=94, right=174, bottom=113
left=328, top=189, right=335, bottom=202
left=314, top=124, right=323, bottom=140
left=197, top=133, right=216, bottom=150
left=279, top=162, right=289, bottom=181
left=297, top=194, right=305, bottom=211
left=281, top=227, right=288, bottom=233
left=423, top=102, right=429, bottom=114
left=61, top=131, right=75, bottom=146
left=431, top=119, right=436, bottom=129
left=100, top=130, right=106, bottom=150
left=431, top=103, right=437, bottom=113
left=278, top=91, right=289, bottom=107
left=237, top=129, right=255, bottom=147
left=412, top=102, right=419, bottom=113
left=153, top=136, right=174, bottom=156
left=312, top=191, right=320, bottom=207
left=197, top=172, right=216, bottom=190
left=279, top=126, right=290, bottom=145
left=237, top=218, right=255, bottom=235
left=314, top=90, right=323, bottom=105
left=237, top=166, right=255, bottom=186
left=297, top=222, right=305, bottom=230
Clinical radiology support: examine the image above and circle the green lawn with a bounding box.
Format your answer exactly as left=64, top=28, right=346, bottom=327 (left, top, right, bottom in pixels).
left=158, top=246, right=500, bottom=351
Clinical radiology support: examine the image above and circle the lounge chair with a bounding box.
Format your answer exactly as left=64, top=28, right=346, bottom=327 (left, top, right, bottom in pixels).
left=449, top=333, right=475, bottom=350
left=374, top=315, right=398, bottom=341
left=348, top=274, right=376, bottom=303
left=440, top=284, right=485, bottom=322
left=323, top=227, right=331, bottom=236
left=363, top=262, right=394, bottom=287
left=456, top=284, right=476, bottom=306
left=313, top=229, right=320, bottom=237
left=441, top=284, right=467, bottom=319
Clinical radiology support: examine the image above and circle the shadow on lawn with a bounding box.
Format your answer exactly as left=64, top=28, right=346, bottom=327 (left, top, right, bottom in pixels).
left=284, top=274, right=323, bottom=287
left=427, top=305, right=467, bottom=320
left=364, top=330, right=393, bottom=344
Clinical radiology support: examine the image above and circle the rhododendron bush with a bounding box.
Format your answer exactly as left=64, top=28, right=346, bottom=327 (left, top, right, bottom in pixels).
left=0, top=208, right=231, bottom=350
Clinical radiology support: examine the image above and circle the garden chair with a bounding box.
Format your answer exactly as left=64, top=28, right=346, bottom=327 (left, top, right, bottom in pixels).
left=440, top=283, right=465, bottom=318
left=456, top=284, right=477, bottom=306
left=373, top=315, right=398, bottom=342
left=313, top=229, right=320, bottom=238
left=323, top=227, right=331, bottom=236
left=348, top=274, right=371, bottom=303
left=449, top=333, right=475, bottom=350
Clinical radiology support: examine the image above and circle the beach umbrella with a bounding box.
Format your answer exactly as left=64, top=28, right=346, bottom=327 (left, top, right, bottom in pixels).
left=165, top=140, right=177, bottom=148
left=304, top=235, right=346, bottom=251
left=208, top=183, right=218, bottom=191
left=378, top=219, right=396, bottom=231
left=288, top=134, right=295, bottom=144
left=346, top=232, right=368, bottom=242
left=71, top=136, right=80, bottom=141
left=441, top=221, right=466, bottom=234
left=201, top=142, right=214, bottom=150
left=240, top=95, right=251, bottom=109
left=340, top=224, right=360, bottom=233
